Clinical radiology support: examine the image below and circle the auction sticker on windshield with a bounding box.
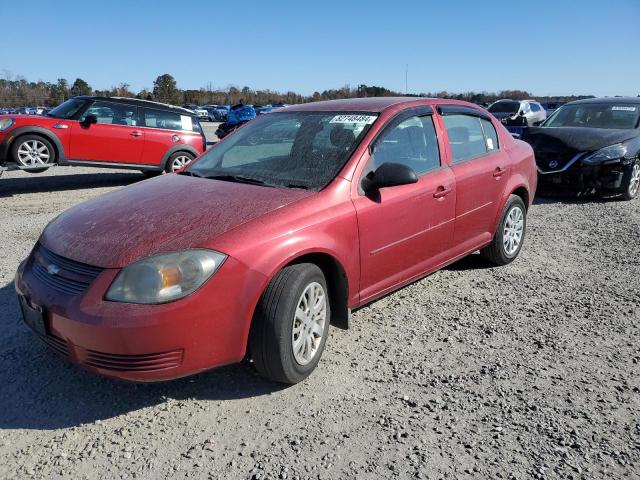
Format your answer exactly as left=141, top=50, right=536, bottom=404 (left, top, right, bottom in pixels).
left=612, top=106, right=637, bottom=112
left=330, top=114, right=377, bottom=124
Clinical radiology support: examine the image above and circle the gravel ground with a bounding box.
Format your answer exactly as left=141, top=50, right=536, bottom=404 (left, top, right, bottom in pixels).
left=0, top=155, right=638, bottom=479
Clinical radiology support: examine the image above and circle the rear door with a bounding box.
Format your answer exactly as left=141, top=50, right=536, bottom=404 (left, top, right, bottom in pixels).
left=438, top=106, right=508, bottom=249
left=69, top=100, right=144, bottom=164
left=140, top=108, right=203, bottom=166
left=352, top=108, right=456, bottom=302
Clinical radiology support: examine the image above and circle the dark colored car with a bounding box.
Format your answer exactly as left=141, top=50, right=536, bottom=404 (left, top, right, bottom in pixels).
left=0, top=97, right=206, bottom=174
left=523, top=97, right=640, bottom=200
left=15, top=97, right=536, bottom=384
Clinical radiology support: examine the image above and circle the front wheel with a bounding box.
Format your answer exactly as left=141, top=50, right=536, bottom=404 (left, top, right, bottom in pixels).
left=621, top=160, right=640, bottom=201
left=249, top=263, right=330, bottom=384
left=480, top=195, right=527, bottom=265
left=11, top=134, right=55, bottom=172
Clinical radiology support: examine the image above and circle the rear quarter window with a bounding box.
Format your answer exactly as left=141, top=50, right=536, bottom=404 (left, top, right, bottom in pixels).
left=143, top=108, right=199, bottom=132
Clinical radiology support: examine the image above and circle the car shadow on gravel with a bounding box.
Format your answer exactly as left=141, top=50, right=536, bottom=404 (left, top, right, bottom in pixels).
left=0, top=282, right=286, bottom=431
left=532, top=193, right=613, bottom=205
left=0, top=172, right=143, bottom=197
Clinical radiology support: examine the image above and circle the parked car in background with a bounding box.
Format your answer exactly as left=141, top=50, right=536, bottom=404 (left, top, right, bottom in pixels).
left=523, top=97, right=640, bottom=200
left=254, top=104, right=273, bottom=115
left=182, top=104, right=210, bottom=121
left=488, top=99, right=547, bottom=127
left=540, top=101, right=565, bottom=116
left=0, top=96, right=205, bottom=174
left=212, top=105, right=230, bottom=121
left=15, top=97, right=536, bottom=385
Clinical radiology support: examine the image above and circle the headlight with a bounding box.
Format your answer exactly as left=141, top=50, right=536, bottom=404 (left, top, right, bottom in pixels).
left=105, top=249, right=226, bottom=304
left=582, top=143, right=628, bottom=165
left=0, top=118, right=15, bottom=131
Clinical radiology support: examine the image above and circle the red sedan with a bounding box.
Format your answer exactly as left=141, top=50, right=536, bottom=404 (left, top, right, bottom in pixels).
left=15, top=97, right=536, bottom=384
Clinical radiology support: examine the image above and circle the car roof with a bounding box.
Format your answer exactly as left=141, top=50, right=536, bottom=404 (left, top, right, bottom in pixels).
left=74, top=96, right=195, bottom=114
left=566, top=97, right=640, bottom=106
left=283, top=97, right=446, bottom=113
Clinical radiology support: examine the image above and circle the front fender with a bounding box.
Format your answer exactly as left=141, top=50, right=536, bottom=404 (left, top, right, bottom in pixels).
left=1, top=125, right=68, bottom=163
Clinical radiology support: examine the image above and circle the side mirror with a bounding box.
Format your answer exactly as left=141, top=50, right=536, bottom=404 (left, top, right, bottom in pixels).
left=82, top=114, right=98, bottom=126
left=361, top=162, right=418, bottom=193
left=519, top=111, right=526, bottom=117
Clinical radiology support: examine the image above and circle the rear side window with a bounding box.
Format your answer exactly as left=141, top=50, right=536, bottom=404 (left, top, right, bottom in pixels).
left=442, top=114, right=488, bottom=163
left=530, top=103, right=541, bottom=112
left=143, top=108, right=198, bottom=132
left=369, top=115, right=440, bottom=175
left=480, top=118, right=499, bottom=152
left=83, top=101, right=138, bottom=126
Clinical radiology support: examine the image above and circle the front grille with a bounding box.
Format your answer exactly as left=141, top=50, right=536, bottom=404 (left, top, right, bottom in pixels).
left=536, top=151, right=584, bottom=173
left=83, top=349, right=184, bottom=372
left=30, top=244, right=103, bottom=296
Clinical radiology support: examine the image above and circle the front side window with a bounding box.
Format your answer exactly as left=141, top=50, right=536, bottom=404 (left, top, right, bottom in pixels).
left=144, top=108, right=197, bottom=132
left=543, top=103, right=640, bottom=130
left=82, top=101, right=138, bottom=126
left=443, top=114, right=489, bottom=162
left=530, top=103, right=541, bottom=112
left=47, top=98, right=87, bottom=119
left=187, top=111, right=377, bottom=190
left=368, top=115, right=440, bottom=175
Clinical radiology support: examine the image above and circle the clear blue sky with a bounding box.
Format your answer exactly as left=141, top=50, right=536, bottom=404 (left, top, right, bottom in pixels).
left=1, top=0, right=638, bottom=97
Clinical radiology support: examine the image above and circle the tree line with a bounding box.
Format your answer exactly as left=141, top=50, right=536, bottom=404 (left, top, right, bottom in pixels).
left=0, top=72, right=613, bottom=109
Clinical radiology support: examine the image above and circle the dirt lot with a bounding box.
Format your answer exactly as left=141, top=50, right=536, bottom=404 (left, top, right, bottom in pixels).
left=0, top=150, right=638, bottom=479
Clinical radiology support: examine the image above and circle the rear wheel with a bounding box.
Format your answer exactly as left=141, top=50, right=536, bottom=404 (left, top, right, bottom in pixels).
left=621, top=160, right=640, bottom=201
left=249, top=263, right=330, bottom=384
left=480, top=195, right=527, bottom=265
left=165, top=152, right=194, bottom=173
left=11, top=134, right=55, bottom=173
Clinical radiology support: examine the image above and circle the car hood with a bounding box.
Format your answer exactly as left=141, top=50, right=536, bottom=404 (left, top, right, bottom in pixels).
left=523, top=127, right=638, bottom=153
left=39, top=174, right=314, bottom=268
left=489, top=112, right=515, bottom=120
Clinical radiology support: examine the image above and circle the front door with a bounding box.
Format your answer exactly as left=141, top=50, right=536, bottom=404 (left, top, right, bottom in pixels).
left=69, top=100, right=144, bottom=164
left=353, top=113, right=456, bottom=303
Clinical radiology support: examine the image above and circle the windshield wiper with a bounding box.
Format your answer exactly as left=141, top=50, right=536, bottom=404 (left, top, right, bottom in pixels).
left=177, top=170, right=203, bottom=177
left=202, top=174, right=271, bottom=186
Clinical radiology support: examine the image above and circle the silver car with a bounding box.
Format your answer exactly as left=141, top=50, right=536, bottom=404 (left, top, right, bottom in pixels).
left=488, top=99, right=547, bottom=127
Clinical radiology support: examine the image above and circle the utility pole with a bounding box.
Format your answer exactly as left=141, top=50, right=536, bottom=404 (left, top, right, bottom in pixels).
left=405, top=64, right=408, bottom=95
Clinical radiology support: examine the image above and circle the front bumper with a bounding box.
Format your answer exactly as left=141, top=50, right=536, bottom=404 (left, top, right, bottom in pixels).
left=537, top=159, right=629, bottom=195
left=14, top=252, right=266, bottom=382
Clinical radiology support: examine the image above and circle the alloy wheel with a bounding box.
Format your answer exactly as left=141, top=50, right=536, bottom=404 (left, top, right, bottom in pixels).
left=171, top=155, right=192, bottom=172
left=292, top=281, right=327, bottom=366
left=503, top=205, right=524, bottom=256
left=629, top=163, right=640, bottom=198
left=16, top=140, right=50, bottom=168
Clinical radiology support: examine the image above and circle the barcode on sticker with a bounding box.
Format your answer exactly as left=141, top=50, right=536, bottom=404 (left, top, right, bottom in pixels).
left=612, top=106, right=637, bottom=112
left=330, top=115, right=377, bottom=124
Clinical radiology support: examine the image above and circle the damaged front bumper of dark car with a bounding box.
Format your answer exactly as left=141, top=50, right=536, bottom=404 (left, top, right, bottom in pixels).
left=536, top=153, right=634, bottom=195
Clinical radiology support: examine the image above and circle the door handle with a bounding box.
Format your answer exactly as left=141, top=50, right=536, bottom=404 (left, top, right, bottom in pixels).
left=433, top=186, right=452, bottom=199
left=129, top=131, right=143, bottom=137
left=493, top=167, right=506, bottom=178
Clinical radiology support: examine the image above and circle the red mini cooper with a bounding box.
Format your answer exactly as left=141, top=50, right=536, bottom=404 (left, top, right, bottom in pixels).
left=0, top=96, right=206, bottom=174
left=15, top=98, right=536, bottom=384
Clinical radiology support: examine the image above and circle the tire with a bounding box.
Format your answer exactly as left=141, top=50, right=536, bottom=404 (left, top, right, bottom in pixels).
left=165, top=151, right=194, bottom=173
left=621, top=159, right=640, bottom=201
left=480, top=195, right=527, bottom=266
left=249, top=263, right=331, bottom=384
left=11, top=134, right=55, bottom=171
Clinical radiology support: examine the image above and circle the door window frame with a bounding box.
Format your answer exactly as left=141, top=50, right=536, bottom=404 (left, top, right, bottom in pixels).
left=437, top=105, right=502, bottom=165
left=81, top=100, right=142, bottom=128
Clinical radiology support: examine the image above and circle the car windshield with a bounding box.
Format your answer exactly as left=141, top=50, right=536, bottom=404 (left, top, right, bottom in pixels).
left=47, top=98, right=86, bottom=119
left=488, top=101, right=520, bottom=114
left=543, top=103, right=640, bottom=129
left=187, top=111, right=377, bottom=190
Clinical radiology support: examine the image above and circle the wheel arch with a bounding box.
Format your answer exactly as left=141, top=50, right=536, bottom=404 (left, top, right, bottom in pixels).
left=4, top=126, right=65, bottom=163
left=159, top=145, right=199, bottom=171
